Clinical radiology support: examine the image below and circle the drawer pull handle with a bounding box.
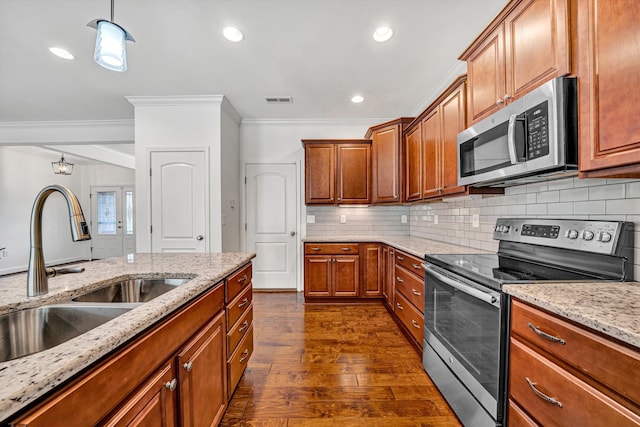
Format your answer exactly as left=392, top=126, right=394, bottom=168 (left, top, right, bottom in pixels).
left=183, top=361, right=193, bottom=372
left=412, top=263, right=421, bottom=269
left=238, top=298, right=249, bottom=308
left=165, top=379, right=177, bottom=391
left=311, top=247, right=322, bottom=251
left=411, top=320, right=421, bottom=329
left=527, top=322, right=566, bottom=345
left=238, top=320, right=250, bottom=332
left=396, top=276, right=404, bottom=283
left=237, top=274, right=248, bottom=283
left=341, top=247, right=352, bottom=251
left=526, top=377, right=563, bottom=408
left=239, top=349, right=250, bottom=363
left=396, top=302, right=404, bottom=310
left=411, top=289, right=421, bottom=296
left=396, top=256, right=405, bottom=261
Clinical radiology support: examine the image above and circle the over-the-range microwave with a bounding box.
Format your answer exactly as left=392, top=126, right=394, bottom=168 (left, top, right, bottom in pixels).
left=457, top=76, right=578, bottom=187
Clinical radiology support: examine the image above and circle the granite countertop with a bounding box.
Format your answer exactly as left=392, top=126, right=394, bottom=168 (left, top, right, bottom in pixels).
left=303, top=235, right=490, bottom=257
left=0, top=252, right=255, bottom=422
left=504, top=282, right=640, bottom=349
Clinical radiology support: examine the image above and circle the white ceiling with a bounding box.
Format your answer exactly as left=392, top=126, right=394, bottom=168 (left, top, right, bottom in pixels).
left=0, top=0, right=507, bottom=124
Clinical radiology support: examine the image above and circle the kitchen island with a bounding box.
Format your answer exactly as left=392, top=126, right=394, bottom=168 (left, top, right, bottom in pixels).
left=0, top=252, right=255, bottom=424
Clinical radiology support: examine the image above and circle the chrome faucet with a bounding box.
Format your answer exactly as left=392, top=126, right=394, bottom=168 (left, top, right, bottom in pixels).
left=27, top=185, right=91, bottom=297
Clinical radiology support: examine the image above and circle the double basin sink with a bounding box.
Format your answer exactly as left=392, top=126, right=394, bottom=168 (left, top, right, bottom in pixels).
left=0, top=277, right=191, bottom=363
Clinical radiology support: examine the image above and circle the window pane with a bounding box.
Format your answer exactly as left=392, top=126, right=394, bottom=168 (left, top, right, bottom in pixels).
left=97, top=191, right=117, bottom=235
left=125, top=191, right=134, bottom=235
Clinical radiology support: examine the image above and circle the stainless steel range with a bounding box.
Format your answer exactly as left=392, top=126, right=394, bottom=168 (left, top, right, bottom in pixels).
left=421, top=218, right=634, bottom=427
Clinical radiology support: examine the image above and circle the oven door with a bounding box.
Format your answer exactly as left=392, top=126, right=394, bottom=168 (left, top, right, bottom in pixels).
left=423, top=263, right=505, bottom=422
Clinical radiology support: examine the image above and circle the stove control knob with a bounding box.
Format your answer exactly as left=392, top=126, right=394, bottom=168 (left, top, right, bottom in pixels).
left=600, top=232, right=612, bottom=242
left=582, top=230, right=594, bottom=241
left=567, top=229, right=579, bottom=239
left=502, top=225, right=510, bottom=233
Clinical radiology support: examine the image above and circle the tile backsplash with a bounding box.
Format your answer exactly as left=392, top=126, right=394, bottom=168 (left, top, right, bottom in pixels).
left=305, top=177, right=640, bottom=279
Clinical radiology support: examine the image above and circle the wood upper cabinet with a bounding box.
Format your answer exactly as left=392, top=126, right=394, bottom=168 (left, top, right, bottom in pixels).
left=176, top=312, right=227, bottom=427
left=421, top=109, right=441, bottom=199
left=303, top=140, right=371, bottom=205
left=440, top=82, right=467, bottom=196
left=366, top=118, right=413, bottom=204
left=461, top=0, right=571, bottom=124
left=404, top=124, right=422, bottom=202
left=360, top=243, right=382, bottom=297
left=577, top=0, right=640, bottom=177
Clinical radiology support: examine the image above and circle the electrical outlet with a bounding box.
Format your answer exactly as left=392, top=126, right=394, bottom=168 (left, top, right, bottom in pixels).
left=401, top=215, right=407, bottom=224
left=472, top=214, right=480, bottom=228
left=434, top=214, right=439, bottom=225
left=340, top=215, right=347, bottom=224
left=306, top=215, right=316, bottom=224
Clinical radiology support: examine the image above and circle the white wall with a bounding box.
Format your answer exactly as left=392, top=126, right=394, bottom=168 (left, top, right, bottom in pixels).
left=0, top=147, right=90, bottom=274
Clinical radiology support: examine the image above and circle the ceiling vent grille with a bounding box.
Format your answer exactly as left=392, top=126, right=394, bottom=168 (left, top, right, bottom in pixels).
left=265, top=96, right=293, bottom=104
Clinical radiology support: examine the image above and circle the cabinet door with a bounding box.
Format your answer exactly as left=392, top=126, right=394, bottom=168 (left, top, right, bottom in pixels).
left=466, top=27, right=506, bottom=123
left=578, top=0, right=640, bottom=175
left=404, top=124, right=422, bottom=201
left=177, top=312, right=227, bottom=427
left=421, top=109, right=441, bottom=199
left=337, top=144, right=371, bottom=204
left=333, top=255, right=359, bottom=297
left=305, top=144, right=335, bottom=204
left=381, top=246, right=389, bottom=301
left=361, top=244, right=382, bottom=297
left=100, top=363, right=177, bottom=427
left=385, top=248, right=395, bottom=307
left=372, top=125, right=401, bottom=203
left=304, top=255, right=332, bottom=297
left=440, top=82, right=467, bottom=196
left=504, top=0, right=570, bottom=101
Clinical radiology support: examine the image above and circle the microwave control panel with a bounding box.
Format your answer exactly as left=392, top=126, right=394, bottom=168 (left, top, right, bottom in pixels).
left=526, top=101, right=549, bottom=160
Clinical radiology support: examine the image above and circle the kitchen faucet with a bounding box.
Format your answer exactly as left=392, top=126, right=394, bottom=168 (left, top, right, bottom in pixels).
left=27, top=185, right=91, bottom=297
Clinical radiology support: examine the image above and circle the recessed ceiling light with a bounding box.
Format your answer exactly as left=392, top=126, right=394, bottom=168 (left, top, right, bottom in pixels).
left=223, top=27, right=244, bottom=42
left=373, top=26, right=393, bottom=42
left=49, top=47, right=75, bottom=60
left=351, top=95, right=364, bottom=104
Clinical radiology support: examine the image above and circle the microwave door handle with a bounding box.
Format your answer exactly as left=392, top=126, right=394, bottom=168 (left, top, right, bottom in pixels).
left=423, top=264, right=499, bottom=307
left=507, top=113, right=520, bottom=165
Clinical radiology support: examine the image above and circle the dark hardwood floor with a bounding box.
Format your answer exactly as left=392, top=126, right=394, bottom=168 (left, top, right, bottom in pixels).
left=220, top=292, right=461, bottom=426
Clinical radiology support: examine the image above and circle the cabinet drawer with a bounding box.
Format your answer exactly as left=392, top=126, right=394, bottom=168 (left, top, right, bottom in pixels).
left=394, top=291, right=424, bottom=345
left=394, top=265, right=424, bottom=313
left=304, top=243, right=359, bottom=255
left=228, top=326, right=254, bottom=395
left=227, top=306, right=253, bottom=357
left=511, top=299, right=640, bottom=406
left=226, top=286, right=252, bottom=331
left=509, top=338, right=640, bottom=427
left=394, top=250, right=424, bottom=279
left=226, top=263, right=252, bottom=303
left=508, top=399, right=540, bottom=427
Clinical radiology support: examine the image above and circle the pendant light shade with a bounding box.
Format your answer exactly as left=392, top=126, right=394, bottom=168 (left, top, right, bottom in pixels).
left=52, top=154, right=74, bottom=175
left=87, top=0, right=134, bottom=72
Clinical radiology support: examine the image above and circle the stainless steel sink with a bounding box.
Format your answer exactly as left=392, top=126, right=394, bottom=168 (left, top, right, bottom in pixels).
left=72, top=277, right=191, bottom=303
left=0, top=304, right=133, bottom=363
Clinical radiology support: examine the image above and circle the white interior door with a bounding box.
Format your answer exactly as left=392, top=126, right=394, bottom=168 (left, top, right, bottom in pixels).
left=91, top=186, right=136, bottom=259
left=246, top=163, right=297, bottom=290
left=150, top=150, right=207, bottom=253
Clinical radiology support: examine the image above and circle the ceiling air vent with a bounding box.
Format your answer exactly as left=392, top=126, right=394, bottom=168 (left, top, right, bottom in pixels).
left=265, top=96, right=293, bottom=104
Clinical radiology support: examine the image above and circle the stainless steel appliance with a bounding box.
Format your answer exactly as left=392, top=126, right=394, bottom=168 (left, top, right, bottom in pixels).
left=457, top=77, right=577, bottom=187
left=422, top=218, right=634, bottom=427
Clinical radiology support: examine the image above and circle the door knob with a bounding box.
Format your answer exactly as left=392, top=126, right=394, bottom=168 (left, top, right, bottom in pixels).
left=290, top=231, right=296, bottom=236
left=196, top=235, right=204, bottom=241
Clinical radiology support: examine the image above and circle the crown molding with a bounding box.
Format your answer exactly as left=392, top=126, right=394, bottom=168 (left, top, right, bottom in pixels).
left=126, top=95, right=225, bottom=107
left=0, top=119, right=134, bottom=145
left=410, top=61, right=467, bottom=117
left=240, top=118, right=390, bottom=126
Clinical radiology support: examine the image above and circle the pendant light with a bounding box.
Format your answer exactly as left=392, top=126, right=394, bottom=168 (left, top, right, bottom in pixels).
left=87, top=0, right=135, bottom=72
left=52, top=154, right=74, bottom=175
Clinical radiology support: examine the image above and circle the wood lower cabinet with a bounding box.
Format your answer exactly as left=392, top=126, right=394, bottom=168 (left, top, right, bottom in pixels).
left=302, top=140, right=371, bottom=205
left=508, top=299, right=640, bottom=426
left=381, top=245, right=395, bottom=307
left=461, top=0, right=571, bottom=124
left=391, top=250, right=425, bottom=350
left=360, top=243, right=382, bottom=297
left=577, top=0, right=640, bottom=177
left=304, top=243, right=359, bottom=300
left=366, top=118, right=413, bottom=204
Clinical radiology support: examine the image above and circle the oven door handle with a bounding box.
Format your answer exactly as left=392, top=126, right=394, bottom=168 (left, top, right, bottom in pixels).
left=423, top=264, right=500, bottom=307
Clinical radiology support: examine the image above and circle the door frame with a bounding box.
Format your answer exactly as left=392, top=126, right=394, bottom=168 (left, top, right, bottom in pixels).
left=89, top=185, right=136, bottom=259
left=242, top=161, right=303, bottom=291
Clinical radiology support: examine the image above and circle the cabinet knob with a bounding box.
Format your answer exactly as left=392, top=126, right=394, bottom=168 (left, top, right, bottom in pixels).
left=496, top=99, right=504, bottom=105
left=504, top=94, right=511, bottom=101
left=183, top=361, right=193, bottom=372
left=165, top=379, right=177, bottom=391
